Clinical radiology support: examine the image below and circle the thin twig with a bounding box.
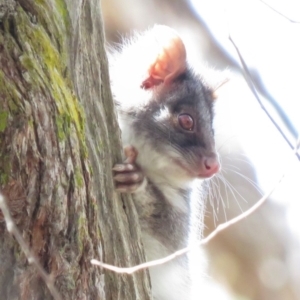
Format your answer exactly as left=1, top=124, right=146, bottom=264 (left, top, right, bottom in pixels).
left=228, top=35, right=300, bottom=161
left=91, top=137, right=300, bottom=274
left=259, top=0, right=300, bottom=23
left=0, top=194, right=62, bottom=300
left=91, top=172, right=283, bottom=273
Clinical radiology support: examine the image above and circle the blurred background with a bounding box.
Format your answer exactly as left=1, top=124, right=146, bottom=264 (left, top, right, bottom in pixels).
left=102, top=0, right=300, bottom=299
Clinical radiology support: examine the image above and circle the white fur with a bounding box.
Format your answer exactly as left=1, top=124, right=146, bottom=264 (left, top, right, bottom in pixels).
left=118, top=103, right=205, bottom=300
left=109, top=28, right=162, bottom=110
left=142, top=232, right=192, bottom=300
left=110, top=26, right=209, bottom=300
left=119, top=114, right=195, bottom=188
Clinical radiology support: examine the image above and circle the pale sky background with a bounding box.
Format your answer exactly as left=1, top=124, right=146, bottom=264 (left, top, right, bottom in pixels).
left=189, top=0, right=300, bottom=298
left=191, top=0, right=300, bottom=236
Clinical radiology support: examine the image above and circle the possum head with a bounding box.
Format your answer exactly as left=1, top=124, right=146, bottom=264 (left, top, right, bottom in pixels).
left=112, top=26, right=219, bottom=185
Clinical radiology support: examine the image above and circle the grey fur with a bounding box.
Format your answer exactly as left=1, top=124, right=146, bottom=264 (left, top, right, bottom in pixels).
left=110, top=26, right=218, bottom=300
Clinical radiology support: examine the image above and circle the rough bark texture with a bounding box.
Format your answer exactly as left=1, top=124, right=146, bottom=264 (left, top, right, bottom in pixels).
left=0, top=0, right=151, bottom=299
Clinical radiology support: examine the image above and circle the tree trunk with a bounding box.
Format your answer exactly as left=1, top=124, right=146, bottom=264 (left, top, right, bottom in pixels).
left=0, top=0, right=151, bottom=299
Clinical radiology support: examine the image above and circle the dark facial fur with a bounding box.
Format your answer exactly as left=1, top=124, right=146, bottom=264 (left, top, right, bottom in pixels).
left=125, top=69, right=218, bottom=179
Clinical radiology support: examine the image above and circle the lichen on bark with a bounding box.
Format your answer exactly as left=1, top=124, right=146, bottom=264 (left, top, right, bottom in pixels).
left=0, top=0, right=151, bottom=299
left=0, top=1, right=99, bottom=298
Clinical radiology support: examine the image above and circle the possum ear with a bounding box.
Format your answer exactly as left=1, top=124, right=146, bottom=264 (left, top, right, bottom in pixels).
left=211, top=78, right=230, bottom=100
left=201, top=69, right=230, bottom=100
left=141, top=26, right=187, bottom=89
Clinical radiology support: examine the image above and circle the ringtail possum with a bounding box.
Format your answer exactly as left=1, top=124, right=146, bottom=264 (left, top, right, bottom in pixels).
left=110, top=25, right=219, bottom=300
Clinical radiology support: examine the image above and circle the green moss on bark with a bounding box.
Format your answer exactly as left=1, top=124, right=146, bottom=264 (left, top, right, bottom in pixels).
left=13, top=4, right=86, bottom=153
left=0, top=111, right=8, bottom=132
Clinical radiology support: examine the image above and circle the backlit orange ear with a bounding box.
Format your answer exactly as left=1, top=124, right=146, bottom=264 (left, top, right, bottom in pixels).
left=141, top=26, right=187, bottom=89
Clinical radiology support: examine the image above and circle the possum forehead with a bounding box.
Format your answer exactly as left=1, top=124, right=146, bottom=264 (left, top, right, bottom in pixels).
left=160, top=77, right=214, bottom=124
left=132, top=85, right=215, bottom=152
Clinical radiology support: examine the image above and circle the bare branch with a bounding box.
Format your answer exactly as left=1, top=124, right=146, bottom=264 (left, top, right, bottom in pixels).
left=228, top=35, right=300, bottom=161
left=0, top=195, right=62, bottom=300
left=91, top=173, right=283, bottom=273
left=258, top=0, right=300, bottom=23
left=91, top=137, right=300, bottom=274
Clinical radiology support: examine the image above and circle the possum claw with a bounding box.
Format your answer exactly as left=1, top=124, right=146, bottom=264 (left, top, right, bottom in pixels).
left=113, top=146, right=145, bottom=193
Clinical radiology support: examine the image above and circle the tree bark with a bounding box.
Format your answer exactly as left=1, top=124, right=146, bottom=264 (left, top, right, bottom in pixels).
left=0, top=0, right=151, bottom=299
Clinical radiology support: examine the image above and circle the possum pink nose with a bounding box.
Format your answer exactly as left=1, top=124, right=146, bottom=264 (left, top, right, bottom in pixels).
left=201, top=157, right=220, bottom=178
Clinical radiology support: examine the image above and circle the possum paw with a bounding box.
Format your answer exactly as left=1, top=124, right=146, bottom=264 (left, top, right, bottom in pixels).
left=113, top=146, right=145, bottom=193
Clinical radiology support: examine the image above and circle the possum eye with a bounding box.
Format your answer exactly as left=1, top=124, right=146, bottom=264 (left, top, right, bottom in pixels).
left=178, top=114, right=194, bottom=131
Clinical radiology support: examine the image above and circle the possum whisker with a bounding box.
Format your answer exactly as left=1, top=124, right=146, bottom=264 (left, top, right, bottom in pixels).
left=216, top=172, right=246, bottom=213
left=223, top=166, right=262, bottom=194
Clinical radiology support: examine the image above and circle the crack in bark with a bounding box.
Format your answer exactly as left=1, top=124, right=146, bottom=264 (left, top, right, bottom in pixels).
left=7, top=15, right=23, bottom=51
